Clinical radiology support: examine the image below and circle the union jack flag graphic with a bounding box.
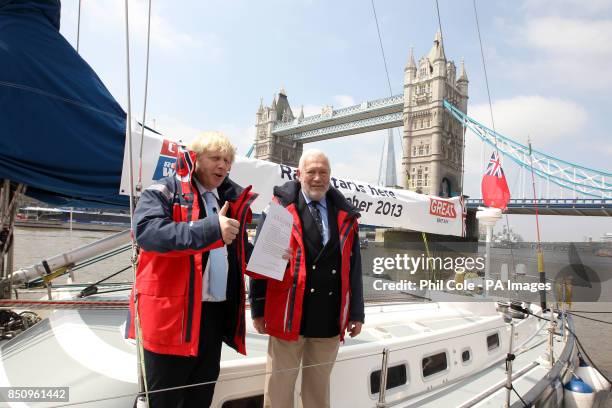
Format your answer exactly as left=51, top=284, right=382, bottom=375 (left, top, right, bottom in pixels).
left=485, top=151, right=504, bottom=178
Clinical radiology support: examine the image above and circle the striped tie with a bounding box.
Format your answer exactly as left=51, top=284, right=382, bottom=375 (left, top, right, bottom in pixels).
left=308, top=201, right=324, bottom=244
left=204, top=192, right=228, bottom=300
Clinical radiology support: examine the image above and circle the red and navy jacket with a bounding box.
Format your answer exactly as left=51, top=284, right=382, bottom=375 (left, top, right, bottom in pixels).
left=127, top=153, right=257, bottom=357
left=248, top=180, right=364, bottom=342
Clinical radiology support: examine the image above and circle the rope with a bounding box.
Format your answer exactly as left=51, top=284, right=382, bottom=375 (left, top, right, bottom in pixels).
left=574, top=334, right=612, bottom=385
left=14, top=283, right=132, bottom=294
left=519, top=307, right=612, bottom=385
left=0, top=299, right=128, bottom=309
left=568, top=310, right=612, bottom=314
left=567, top=311, right=612, bottom=326
left=86, top=265, right=131, bottom=287
left=93, top=287, right=133, bottom=295
left=511, top=383, right=528, bottom=407
left=79, top=265, right=132, bottom=297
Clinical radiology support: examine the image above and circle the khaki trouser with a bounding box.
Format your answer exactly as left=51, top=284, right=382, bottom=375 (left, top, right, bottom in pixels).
left=264, top=335, right=340, bottom=408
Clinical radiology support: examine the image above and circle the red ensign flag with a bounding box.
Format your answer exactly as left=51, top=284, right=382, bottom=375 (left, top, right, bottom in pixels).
left=481, top=151, right=510, bottom=210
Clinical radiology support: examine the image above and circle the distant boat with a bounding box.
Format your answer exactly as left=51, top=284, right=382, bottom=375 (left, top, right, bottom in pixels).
left=15, top=207, right=130, bottom=232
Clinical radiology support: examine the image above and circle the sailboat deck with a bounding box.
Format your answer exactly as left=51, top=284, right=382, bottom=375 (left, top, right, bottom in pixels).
left=407, top=324, right=557, bottom=407
left=222, top=301, right=501, bottom=361
left=0, top=297, right=569, bottom=407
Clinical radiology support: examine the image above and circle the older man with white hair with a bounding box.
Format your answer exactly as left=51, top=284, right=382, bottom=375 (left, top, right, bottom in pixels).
left=249, top=149, right=365, bottom=407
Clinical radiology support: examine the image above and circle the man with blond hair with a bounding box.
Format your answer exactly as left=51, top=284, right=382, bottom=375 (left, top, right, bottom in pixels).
left=128, top=131, right=257, bottom=407
left=249, top=149, right=364, bottom=407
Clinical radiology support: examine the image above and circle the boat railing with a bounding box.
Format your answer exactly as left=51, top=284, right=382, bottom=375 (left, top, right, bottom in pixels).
left=509, top=314, right=577, bottom=408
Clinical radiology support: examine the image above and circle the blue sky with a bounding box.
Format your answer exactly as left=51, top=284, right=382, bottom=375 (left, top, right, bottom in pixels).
left=57, top=0, right=611, bottom=240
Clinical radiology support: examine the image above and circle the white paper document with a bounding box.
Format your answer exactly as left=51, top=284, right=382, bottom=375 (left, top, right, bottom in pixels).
left=247, top=202, right=293, bottom=280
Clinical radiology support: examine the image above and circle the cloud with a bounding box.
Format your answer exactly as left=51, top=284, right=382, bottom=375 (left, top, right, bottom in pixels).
left=215, top=124, right=255, bottom=157
left=461, top=96, right=589, bottom=197
left=522, top=17, right=612, bottom=59
left=469, top=95, right=588, bottom=146
left=309, top=129, right=391, bottom=184
left=153, top=114, right=202, bottom=144
left=154, top=115, right=254, bottom=157
left=81, top=0, right=220, bottom=57
left=332, top=95, right=356, bottom=108
left=520, top=0, right=612, bottom=17
left=500, top=14, right=612, bottom=91
left=302, top=104, right=323, bottom=117
left=298, top=95, right=356, bottom=118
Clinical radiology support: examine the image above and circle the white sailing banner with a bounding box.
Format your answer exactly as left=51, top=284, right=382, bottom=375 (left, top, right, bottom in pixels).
left=120, top=131, right=465, bottom=236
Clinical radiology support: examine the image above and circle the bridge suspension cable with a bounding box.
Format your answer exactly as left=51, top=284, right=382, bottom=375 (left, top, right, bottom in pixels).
left=444, top=100, right=612, bottom=199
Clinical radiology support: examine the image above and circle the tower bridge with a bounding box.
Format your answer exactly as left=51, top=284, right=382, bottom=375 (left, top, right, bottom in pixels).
left=251, top=31, right=611, bottom=210
left=253, top=31, right=468, bottom=198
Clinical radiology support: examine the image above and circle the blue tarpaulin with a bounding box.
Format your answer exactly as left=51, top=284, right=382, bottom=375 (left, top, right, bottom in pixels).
left=0, top=0, right=129, bottom=208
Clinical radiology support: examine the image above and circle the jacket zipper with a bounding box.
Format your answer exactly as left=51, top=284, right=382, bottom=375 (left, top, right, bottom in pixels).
left=184, top=191, right=197, bottom=343
left=285, top=247, right=301, bottom=332
left=185, top=255, right=196, bottom=342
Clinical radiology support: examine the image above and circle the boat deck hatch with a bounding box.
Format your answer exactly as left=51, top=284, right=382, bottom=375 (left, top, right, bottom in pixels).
left=418, top=316, right=481, bottom=331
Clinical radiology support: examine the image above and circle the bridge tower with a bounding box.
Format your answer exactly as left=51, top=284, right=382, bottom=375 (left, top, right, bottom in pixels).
left=402, top=31, right=469, bottom=197
left=253, top=88, right=303, bottom=167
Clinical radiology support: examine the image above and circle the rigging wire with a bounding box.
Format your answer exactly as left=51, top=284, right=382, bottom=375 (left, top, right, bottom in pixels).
left=76, top=0, right=82, bottom=53
left=122, top=0, right=149, bottom=404
left=370, top=0, right=403, bottom=185
left=472, top=0, right=496, bottom=146
left=137, top=0, right=153, bottom=192
left=511, top=384, right=528, bottom=407
left=370, top=0, right=394, bottom=98
left=567, top=310, right=612, bottom=314
left=79, top=265, right=132, bottom=298
left=566, top=311, right=612, bottom=326
left=516, top=307, right=612, bottom=385
left=471, top=0, right=518, bottom=276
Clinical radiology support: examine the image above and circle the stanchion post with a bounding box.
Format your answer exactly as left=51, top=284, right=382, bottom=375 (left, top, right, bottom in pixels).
left=377, top=348, right=390, bottom=408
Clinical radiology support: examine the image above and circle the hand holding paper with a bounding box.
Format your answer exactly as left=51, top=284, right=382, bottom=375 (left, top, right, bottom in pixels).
left=247, top=203, right=293, bottom=280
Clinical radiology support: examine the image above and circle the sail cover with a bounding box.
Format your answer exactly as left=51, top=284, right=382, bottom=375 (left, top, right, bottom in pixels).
left=0, top=0, right=129, bottom=208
